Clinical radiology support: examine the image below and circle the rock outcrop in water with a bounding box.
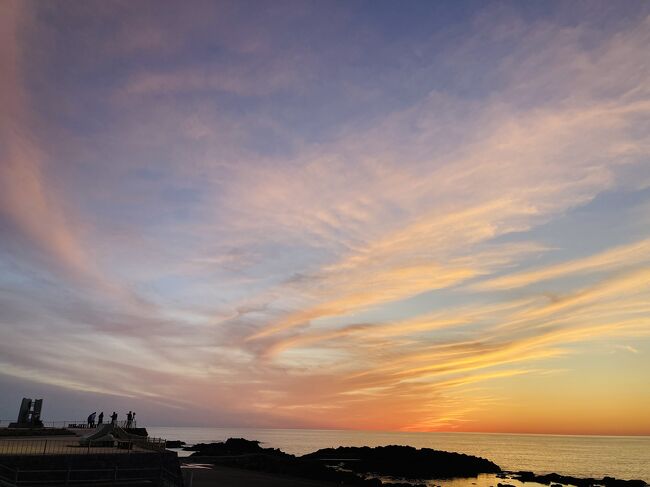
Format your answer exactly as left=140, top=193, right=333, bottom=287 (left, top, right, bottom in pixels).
left=183, top=438, right=647, bottom=487
left=185, top=438, right=285, bottom=456
left=511, top=471, right=648, bottom=487
left=165, top=440, right=186, bottom=448
left=302, top=445, right=501, bottom=479
left=186, top=439, right=426, bottom=486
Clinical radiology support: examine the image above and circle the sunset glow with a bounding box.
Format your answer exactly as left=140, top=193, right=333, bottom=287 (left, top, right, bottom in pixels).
left=1, top=0, right=649, bottom=435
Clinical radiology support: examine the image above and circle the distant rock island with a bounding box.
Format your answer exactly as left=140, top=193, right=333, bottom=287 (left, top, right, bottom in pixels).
left=185, top=438, right=500, bottom=486
left=186, top=438, right=285, bottom=457
left=509, top=471, right=647, bottom=487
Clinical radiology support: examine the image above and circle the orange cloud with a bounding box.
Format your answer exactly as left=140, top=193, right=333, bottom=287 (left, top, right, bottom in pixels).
left=474, top=238, right=650, bottom=291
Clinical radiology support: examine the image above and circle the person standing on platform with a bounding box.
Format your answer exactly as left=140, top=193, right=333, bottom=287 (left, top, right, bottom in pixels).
left=97, top=412, right=104, bottom=425
left=126, top=411, right=133, bottom=428
left=110, top=411, right=117, bottom=425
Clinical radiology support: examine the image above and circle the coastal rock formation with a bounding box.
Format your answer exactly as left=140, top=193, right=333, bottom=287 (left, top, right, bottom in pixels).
left=181, top=438, right=648, bottom=487
left=186, top=439, right=426, bottom=486
left=185, top=438, right=287, bottom=457
left=302, top=445, right=502, bottom=479
left=511, top=471, right=648, bottom=487
left=165, top=440, right=186, bottom=448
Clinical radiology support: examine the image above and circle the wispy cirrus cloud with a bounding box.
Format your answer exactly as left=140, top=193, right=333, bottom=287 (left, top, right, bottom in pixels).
left=0, top=2, right=91, bottom=284
left=473, top=238, right=650, bottom=291
left=243, top=91, right=650, bottom=344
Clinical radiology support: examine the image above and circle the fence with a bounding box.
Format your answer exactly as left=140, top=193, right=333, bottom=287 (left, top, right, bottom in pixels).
left=0, top=463, right=181, bottom=486
left=128, top=436, right=167, bottom=453
left=0, top=420, right=137, bottom=429
left=0, top=437, right=166, bottom=456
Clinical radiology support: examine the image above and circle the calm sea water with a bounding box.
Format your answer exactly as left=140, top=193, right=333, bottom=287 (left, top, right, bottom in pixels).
left=148, top=427, right=650, bottom=483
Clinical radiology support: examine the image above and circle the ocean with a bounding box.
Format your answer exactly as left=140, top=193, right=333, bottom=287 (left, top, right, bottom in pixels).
left=147, top=427, right=650, bottom=483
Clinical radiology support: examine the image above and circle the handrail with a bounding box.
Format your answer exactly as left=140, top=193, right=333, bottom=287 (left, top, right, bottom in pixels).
left=0, top=420, right=138, bottom=429
left=112, top=426, right=165, bottom=452
left=0, top=437, right=165, bottom=456
left=0, top=462, right=17, bottom=486
left=0, top=462, right=177, bottom=486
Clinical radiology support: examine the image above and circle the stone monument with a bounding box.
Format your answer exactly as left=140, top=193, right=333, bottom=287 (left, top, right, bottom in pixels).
left=9, top=397, right=44, bottom=428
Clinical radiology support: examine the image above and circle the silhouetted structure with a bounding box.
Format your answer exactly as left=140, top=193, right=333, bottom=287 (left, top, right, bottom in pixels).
left=9, top=398, right=43, bottom=428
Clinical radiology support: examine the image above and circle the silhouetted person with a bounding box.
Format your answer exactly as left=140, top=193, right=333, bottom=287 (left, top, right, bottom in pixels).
left=110, top=411, right=117, bottom=425
left=87, top=412, right=96, bottom=428
left=97, top=412, right=104, bottom=425
left=126, top=411, right=133, bottom=428
left=132, top=411, right=136, bottom=427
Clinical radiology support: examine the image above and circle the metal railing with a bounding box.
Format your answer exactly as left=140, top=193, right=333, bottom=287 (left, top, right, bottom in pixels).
left=130, top=436, right=167, bottom=453
left=0, top=420, right=137, bottom=430
left=0, top=463, right=181, bottom=486
left=0, top=437, right=166, bottom=456
left=60, top=421, right=138, bottom=430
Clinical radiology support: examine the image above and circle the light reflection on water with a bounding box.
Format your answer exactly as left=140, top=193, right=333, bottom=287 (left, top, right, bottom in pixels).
left=148, top=427, right=650, bottom=482
left=377, top=473, right=552, bottom=487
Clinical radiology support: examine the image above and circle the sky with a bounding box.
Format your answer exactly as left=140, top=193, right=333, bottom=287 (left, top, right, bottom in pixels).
left=1, top=0, right=649, bottom=435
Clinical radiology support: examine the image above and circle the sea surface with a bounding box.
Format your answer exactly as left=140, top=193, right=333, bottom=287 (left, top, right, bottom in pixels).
left=148, top=427, right=650, bottom=484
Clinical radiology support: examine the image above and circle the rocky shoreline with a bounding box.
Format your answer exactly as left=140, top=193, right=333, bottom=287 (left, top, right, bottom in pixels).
left=501, top=471, right=647, bottom=487
left=301, top=445, right=501, bottom=478
left=173, top=437, right=647, bottom=487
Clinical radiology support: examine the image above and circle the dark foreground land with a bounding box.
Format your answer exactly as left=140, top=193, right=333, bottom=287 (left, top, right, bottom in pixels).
left=182, top=464, right=342, bottom=487
left=180, top=438, right=648, bottom=487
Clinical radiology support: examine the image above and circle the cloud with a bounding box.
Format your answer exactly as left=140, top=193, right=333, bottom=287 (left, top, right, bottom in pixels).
left=252, top=244, right=545, bottom=351
left=1, top=2, right=649, bottom=433
left=245, top=261, right=650, bottom=430
left=0, top=1, right=155, bottom=315
left=474, top=238, right=650, bottom=291
left=614, top=344, right=640, bottom=354
left=243, top=92, right=650, bottom=341
left=123, top=61, right=305, bottom=98
left=0, top=2, right=90, bottom=283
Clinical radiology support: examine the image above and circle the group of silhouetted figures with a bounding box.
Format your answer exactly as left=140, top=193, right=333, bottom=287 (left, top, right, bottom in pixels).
left=86, top=410, right=136, bottom=428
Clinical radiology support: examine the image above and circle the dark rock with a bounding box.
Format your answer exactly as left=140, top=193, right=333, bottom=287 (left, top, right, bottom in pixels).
left=498, top=483, right=516, bottom=487
left=514, top=471, right=536, bottom=483
left=186, top=438, right=471, bottom=486
left=302, top=445, right=501, bottom=479
left=511, top=471, right=648, bottom=487
left=601, top=477, right=646, bottom=487
left=195, top=451, right=386, bottom=486
left=165, top=440, right=186, bottom=448
left=186, top=438, right=285, bottom=457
